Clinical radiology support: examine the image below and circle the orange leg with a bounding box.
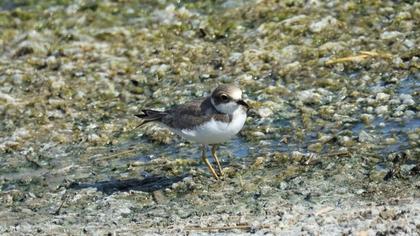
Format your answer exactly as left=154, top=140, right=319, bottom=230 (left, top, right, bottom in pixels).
left=211, top=145, right=224, bottom=176
left=201, top=145, right=219, bottom=180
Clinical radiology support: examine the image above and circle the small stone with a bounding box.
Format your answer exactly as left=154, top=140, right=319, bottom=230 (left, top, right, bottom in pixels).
left=375, top=92, right=390, bottom=102
left=253, top=156, right=265, bottom=167
left=308, top=142, right=323, bottom=152
left=370, top=169, right=388, bottom=182
left=393, top=110, right=404, bottom=117
left=46, top=55, right=60, bottom=69
left=404, top=110, right=415, bottom=118
left=366, top=98, right=375, bottom=105
left=375, top=105, right=388, bottom=115
left=309, top=16, right=338, bottom=33
left=359, top=130, right=374, bottom=143
left=403, top=39, right=415, bottom=49
left=384, top=137, right=397, bottom=145
left=297, top=89, right=321, bottom=104
left=281, top=15, right=307, bottom=27
left=278, top=182, right=288, bottom=190
left=389, top=98, right=401, bottom=105
left=379, top=208, right=396, bottom=220
left=87, top=133, right=101, bottom=143
left=252, top=131, right=265, bottom=137
left=257, top=107, right=273, bottom=118
left=408, top=132, right=418, bottom=141
left=400, top=94, right=415, bottom=106
left=360, top=114, right=375, bottom=124
left=318, top=134, right=333, bottom=143
left=339, top=136, right=353, bottom=147
left=228, top=52, right=242, bottom=63
left=380, top=31, right=404, bottom=40
left=319, top=41, right=345, bottom=52
left=355, top=189, right=366, bottom=195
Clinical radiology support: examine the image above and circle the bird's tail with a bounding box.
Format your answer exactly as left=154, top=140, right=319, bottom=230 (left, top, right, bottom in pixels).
left=135, top=109, right=166, bottom=127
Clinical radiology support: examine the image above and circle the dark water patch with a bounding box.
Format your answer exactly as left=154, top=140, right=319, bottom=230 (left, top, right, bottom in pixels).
left=0, top=0, right=24, bottom=11
left=397, top=74, right=420, bottom=95
left=68, top=175, right=187, bottom=194
left=226, top=138, right=250, bottom=158
left=350, top=117, right=418, bottom=156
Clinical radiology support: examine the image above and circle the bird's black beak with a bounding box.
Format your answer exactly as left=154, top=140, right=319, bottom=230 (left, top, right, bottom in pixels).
left=236, top=99, right=250, bottom=110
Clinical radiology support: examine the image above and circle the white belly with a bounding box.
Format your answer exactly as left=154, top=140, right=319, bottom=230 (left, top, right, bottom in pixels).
left=173, top=109, right=247, bottom=145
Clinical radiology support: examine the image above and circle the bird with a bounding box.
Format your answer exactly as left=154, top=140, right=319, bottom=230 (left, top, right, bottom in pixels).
left=136, top=84, right=249, bottom=180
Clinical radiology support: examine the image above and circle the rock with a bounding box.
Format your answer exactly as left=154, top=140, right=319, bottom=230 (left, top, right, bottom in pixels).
left=308, top=142, right=323, bottom=152
left=359, top=130, right=375, bottom=143
left=252, top=131, right=265, bottom=137
left=370, top=168, right=388, bottom=182
left=375, top=92, right=390, bottom=102
left=360, top=113, right=375, bottom=124
left=228, top=52, right=242, bottom=63
left=309, top=16, right=339, bottom=33
left=375, top=105, right=388, bottom=115
left=281, top=15, right=307, bottom=27
left=388, top=98, right=401, bottom=105
left=319, top=41, right=345, bottom=52
left=380, top=31, right=404, bottom=40
left=338, top=136, right=353, bottom=147
left=366, top=106, right=374, bottom=113
left=0, top=92, right=19, bottom=104
left=400, top=94, right=415, bottom=106
left=297, top=89, right=321, bottom=104
left=279, top=45, right=300, bottom=63
left=257, top=107, right=273, bottom=118
left=403, top=110, right=415, bottom=119
left=384, top=137, right=397, bottom=145
left=407, top=132, right=418, bottom=141
left=403, top=39, right=415, bottom=49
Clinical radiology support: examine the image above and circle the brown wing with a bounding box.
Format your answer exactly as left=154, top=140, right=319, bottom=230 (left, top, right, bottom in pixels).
left=161, top=97, right=230, bottom=130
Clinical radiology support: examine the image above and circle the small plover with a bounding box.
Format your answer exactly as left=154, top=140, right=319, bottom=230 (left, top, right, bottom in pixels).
left=136, top=84, right=249, bottom=180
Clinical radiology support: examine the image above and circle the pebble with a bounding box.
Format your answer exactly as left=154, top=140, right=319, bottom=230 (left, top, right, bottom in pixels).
left=252, top=131, right=265, bottom=137
left=400, top=94, right=415, bottom=106
left=404, top=110, right=415, bottom=118
left=375, top=105, right=388, bottom=115
left=339, top=136, right=353, bottom=147
left=309, top=16, right=338, bottom=33
left=407, top=132, right=418, bottom=141
left=380, top=31, right=404, bottom=40
left=384, top=137, right=397, bottom=145
left=297, top=89, right=321, bottom=104
left=359, top=130, right=375, bottom=143
left=308, top=142, right=323, bottom=153
left=360, top=113, right=375, bottom=124
left=388, top=98, right=401, bottom=105
left=257, top=107, right=273, bottom=118
left=375, top=92, right=390, bottom=102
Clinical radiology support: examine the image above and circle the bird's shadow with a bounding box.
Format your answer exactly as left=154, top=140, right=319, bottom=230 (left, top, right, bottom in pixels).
left=68, top=175, right=187, bottom=195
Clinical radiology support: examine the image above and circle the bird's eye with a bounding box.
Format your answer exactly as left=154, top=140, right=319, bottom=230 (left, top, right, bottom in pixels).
left=220, top=94, right=229, bottom=101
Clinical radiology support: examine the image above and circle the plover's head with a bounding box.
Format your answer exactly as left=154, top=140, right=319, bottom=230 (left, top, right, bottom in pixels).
left=211, top=84, right=249, bottom=114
